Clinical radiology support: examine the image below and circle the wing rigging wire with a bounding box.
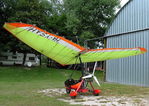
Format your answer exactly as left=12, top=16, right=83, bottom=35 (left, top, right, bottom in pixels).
left=69, top=56, right=80, bottom=79
left=64, top=50, right=84, bottom=64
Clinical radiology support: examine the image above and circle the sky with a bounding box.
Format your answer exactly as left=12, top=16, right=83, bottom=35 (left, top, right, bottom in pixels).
left=116, top=0, right=129, bottom=13
left=120, top=0, right=129, bottom=7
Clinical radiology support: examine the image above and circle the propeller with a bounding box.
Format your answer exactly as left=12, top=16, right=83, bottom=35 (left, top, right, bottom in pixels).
left=93, top=76, right=100, bottom=86
left=82, top=62, right=101, bottom=87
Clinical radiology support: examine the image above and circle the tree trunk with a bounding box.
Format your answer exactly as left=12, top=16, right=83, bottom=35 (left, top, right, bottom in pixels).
left=39, top=54, right=41, bottom=66
left=22, top=52, right=27, bottom=66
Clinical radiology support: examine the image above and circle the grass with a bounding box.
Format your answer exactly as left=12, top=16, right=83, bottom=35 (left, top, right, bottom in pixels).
left=100, top=82, right=149, bottom=97
left=0, top=66, right=81, bottom=106
left=0, top=66, right=149, bottom=106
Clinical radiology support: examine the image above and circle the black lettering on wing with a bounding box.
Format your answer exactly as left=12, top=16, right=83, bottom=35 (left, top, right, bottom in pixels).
left=25, top=27, right=60, bottom=42
left=26, top=27, right=34, bottom=31
left=52, top=37, right=60, bottom=42
left=36, top=30, right=41, bottom=35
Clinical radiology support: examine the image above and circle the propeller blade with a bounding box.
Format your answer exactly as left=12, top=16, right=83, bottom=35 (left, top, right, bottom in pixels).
left=93, top=76, right=101, bottom=87
left=92, top=62, right=97, bottom=75
left=82, top=74, right=93, bottom=79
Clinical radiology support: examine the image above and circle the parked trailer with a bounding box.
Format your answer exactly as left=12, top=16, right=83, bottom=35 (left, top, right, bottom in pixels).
left=0, top=52, right=40, bottom=67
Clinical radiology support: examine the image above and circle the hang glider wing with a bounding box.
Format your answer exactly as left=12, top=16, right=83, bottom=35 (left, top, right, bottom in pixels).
left=3, top=23, right=147, bottom=65
left=3, top=23, right=85, bottom=65
left=79, top=48, right=147, bottom=63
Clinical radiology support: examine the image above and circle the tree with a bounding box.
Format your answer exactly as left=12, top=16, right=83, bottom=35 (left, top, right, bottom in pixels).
left=0, top=0, right=53, bottom=53
left=0, top=0, right=120, bottom=53
left=8, top=0, right=52, bottom=30
left=63, top=0, right=120, bottom=46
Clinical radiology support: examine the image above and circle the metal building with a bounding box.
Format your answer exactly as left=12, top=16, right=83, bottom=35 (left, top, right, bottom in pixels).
left=104, top=0, right=149, bottom=87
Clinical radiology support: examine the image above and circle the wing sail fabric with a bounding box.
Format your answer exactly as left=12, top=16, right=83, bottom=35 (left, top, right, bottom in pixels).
left=3, top=23, right=147, bottom=65
left=80, top=48, right=147, bottom=63
left=3, top=23, right=85, bottom=65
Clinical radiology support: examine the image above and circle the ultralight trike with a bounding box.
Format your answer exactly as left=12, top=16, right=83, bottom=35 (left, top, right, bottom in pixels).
left=65, top=61, right=101, bottom=99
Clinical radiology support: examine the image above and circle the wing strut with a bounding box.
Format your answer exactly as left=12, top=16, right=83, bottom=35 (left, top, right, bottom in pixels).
left=76, top=53, right=85, bottom=77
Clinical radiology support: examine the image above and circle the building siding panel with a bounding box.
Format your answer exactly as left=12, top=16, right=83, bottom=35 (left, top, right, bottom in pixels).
left=105, top=0, right=149, bottom=87
left=106, top=31, right=149, bottom=86
left=106, top=0, right=149, bottom=36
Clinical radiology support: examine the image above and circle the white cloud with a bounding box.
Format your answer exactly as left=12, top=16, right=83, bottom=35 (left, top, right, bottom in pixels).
left=116, top=0, right=129, bottom=13
left=120, top=0, right=129, bottom=7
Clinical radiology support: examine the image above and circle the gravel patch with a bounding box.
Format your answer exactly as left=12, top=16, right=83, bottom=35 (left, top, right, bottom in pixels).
left=38, top=88, right=149, bottom=106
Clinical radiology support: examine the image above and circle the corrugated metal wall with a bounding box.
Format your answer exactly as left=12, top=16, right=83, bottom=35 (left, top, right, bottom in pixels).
left=106, top=0, right=149, bottom=35
left=106, top=32, right=149, bottom=86
left=105, top=0, right=149, bottom=86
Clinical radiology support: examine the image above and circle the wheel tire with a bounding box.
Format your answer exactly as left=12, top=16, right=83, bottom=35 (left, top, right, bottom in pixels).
left=93, top=89, right=101, bottom=96
left=66, top=88, right=71, bottom=94
left=70, top=91, right=77, bottom=99
left=71, top=96, right=76, bottom=99
left=94, top=93, right=99, bottom=96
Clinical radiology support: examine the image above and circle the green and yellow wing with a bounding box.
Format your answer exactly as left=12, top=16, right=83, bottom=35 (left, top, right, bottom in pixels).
left=80, top=48, right=147, bottom=63
left=3, top=23, right=147, bottom=65
left=3, top=23, right=85, bottom=65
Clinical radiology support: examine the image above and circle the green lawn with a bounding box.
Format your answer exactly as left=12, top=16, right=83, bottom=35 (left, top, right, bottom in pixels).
left=0, top=66, right=82, bottom=106
left=0, top=66, right=149, bottom=106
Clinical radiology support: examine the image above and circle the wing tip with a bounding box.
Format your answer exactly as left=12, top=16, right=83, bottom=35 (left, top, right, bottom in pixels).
left=138, top=47, right=147, bottom=53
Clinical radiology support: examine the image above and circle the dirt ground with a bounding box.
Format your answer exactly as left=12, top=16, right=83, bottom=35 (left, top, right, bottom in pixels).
left=38, top=88, right=149, bottom=106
